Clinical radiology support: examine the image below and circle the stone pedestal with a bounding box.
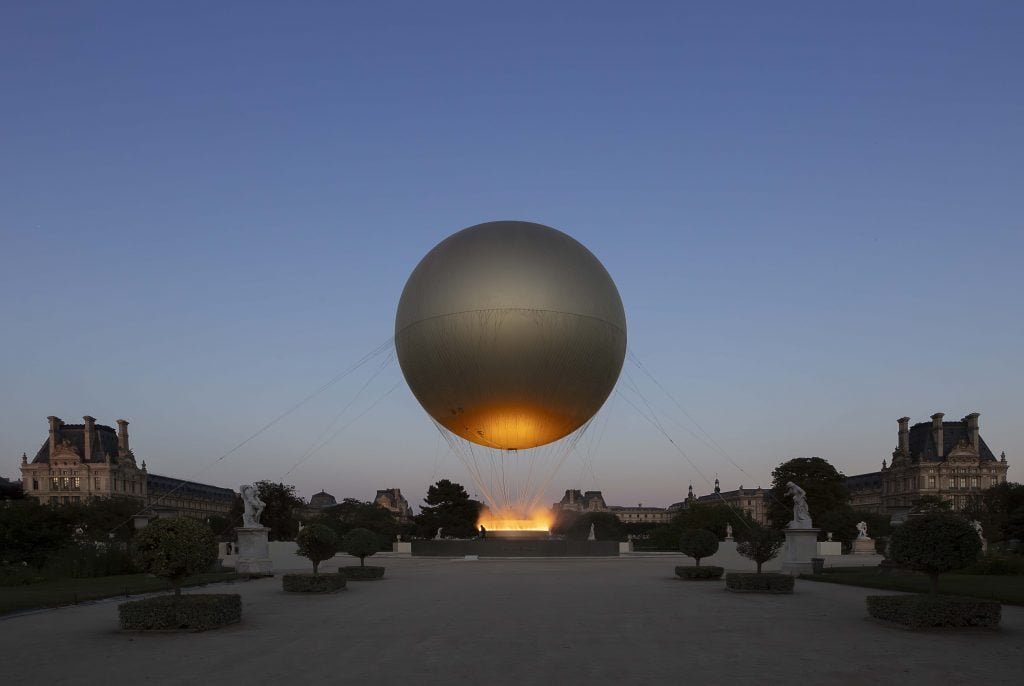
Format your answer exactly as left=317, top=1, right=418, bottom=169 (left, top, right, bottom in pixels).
left=235, top=527, right=273, bottom=576
left=782, top=528, right=820, bottom=576
left=852, top=537, right=875, bottom=555
left=816, top=541, right=842, bottom=556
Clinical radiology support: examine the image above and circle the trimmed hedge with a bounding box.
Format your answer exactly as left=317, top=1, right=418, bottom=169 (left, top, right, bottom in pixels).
left=725, top=572, right=794, bottom=594
left=866, top=594, right=1001, bottom=629
left=675, top=565, right=724, bottom=580
left=118, top=593, right=241, bottom=632
left=340, top=565, right=386, bottom=581
left=282, top=573, right=346, bottom=593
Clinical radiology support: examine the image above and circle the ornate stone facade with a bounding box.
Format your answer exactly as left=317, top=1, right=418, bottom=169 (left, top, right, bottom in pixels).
left=19, top=415, right=234, bottom=519
left=845, top=412, right=1009, bottom=516
left=374, top=488, right=413, bottom=520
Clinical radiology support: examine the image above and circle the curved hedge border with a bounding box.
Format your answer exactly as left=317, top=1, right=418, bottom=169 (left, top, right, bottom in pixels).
left=866, top=594, right=1001, bottom=629
left=119, top=594, right=241, bottom=632
left=675, top=565, right=724, bottom=580
left=282, top=573, right=346, bottom=593
left=725, top=572, right=794, bottom=594
left=340, top=566, right=386, bottom=581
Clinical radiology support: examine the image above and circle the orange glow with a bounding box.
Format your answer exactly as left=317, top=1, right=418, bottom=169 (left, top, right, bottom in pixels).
left=478, top=510, right=553, bottom=532
left=440, top=403, right=579, bottom=450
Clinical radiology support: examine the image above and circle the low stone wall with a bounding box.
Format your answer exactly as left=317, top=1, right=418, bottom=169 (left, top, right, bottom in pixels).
left=412, top=539, right=619, bottom=557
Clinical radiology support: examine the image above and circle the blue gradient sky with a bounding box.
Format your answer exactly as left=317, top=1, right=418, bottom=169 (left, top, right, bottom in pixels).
left=2, top=2, right=1021, bottom=508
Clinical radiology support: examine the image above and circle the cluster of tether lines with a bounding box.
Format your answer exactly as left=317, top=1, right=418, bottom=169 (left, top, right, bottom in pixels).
left=434, top=418, right=595, bottom=521
left=102, top=335, right=787, bottom=539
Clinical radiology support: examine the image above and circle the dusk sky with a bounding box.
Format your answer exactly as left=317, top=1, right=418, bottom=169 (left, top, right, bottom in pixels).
left=2, top=2, right=1021, bottom=509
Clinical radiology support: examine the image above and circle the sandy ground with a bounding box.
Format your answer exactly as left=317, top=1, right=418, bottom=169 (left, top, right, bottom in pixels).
left=1, top=555, right=1021, bottom=686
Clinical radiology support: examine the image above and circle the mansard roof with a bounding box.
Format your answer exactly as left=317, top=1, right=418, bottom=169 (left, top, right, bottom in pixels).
left=845, top=472, right=882, bottom=491
left=32, top=424, right=122, bottom=464
left=908, top=421, right=997, bottom=462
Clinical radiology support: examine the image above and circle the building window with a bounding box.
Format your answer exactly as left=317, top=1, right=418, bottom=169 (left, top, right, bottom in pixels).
left=960, top=477, right=967, bottom=489
left=928, top=476, right=936, bottom=489
left=94, top=477, right=100, bottom=490
left=51, top=477, right=60, bottom=490
left=72, top=477, right=80, bottom=490
left=32, top=479, right=39, bottom=490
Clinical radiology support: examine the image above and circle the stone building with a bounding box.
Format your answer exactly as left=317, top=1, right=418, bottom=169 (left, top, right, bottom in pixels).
left=19, top=415, right=235, bottom=519
left=552, top=490, right=682, bottom=525
left=845, top=412, right=1009, bottom=516
left=607, top=505, right=675, bottom=525
left=673, top=479, right=770, bottom=525
left=374, top=488, right=413, bottom=520
left=553, top=489, right=608, bottom=513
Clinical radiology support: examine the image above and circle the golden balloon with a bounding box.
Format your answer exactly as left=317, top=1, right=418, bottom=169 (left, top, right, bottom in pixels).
left=395, top=221, right=627, bottom=449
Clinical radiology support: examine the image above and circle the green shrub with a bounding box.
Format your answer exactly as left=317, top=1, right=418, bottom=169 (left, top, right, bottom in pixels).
left=866, top=594, right=1001, bottom=629
left=679, top=529, right=719, bottom=566
left=340, top=565, right=386, bottom=580
left=889, top=512, right=982, bottom=593
left=282, top=573, right=346, bottom=593
left=296, top=523, right=338, bottom=575
left=735, top=525, right=784, bottom=573
left=118, top=594, right=241, bottom=631
left=955, top=555, right=1024, bottom=576
left=133, top=518, right=217, bottom=596
left=342, top=527, right=380, bottom=567
left=725, top=572, right=794, bottom=593
left=675, top=565, right=724, bottom=580
left=134, top=522, right=218, bottom=597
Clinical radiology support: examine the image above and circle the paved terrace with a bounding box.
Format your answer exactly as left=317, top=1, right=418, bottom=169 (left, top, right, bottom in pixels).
left=1, top=555, right=1020, bottom=686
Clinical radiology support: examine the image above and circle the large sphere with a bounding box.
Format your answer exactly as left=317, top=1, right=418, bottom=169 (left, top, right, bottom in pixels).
left=395, top=221, right=626, bottom=450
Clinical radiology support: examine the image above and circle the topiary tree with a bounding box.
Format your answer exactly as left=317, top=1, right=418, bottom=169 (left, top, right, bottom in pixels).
left=679, top=529, right=719, bottom=566
left=736, top=525, right=784, bottom=573
left=296, top=523, right=338, bottom=576
left=133, top=517, right=217, bottom=597
left=889, top=511, right=981, bottom=594
left=342, top=527, right=379, bottom=567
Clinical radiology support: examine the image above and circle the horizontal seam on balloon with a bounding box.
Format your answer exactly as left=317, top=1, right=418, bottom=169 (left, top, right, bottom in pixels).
left=395, top=308, right=627, bottom=338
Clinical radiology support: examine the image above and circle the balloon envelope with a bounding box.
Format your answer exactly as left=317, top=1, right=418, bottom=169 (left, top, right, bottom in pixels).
left=395, top=221, right=626, bottom=449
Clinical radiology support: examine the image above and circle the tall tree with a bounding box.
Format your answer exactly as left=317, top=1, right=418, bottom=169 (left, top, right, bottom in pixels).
left=767, top=457, right=849, bottom=529
left=964, top=482, right=1024, bottom=544
left=315, top=498, right=397, bottom=548
left=254, top=481, right=305, bottom=541
left=671, top=503, right=756, bottom=539
left=416, top=479, right=480, bottom=539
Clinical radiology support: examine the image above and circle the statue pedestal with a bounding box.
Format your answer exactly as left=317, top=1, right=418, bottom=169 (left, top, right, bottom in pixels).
left=852, top=537, right=875, bottom=555
left=782, top=528, right=820, bottom=576
left=235, top=527, right=273, bottom=576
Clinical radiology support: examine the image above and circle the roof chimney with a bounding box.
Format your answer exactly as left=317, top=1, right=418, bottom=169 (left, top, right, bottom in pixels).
left=963, top=413, right=980, bottom=453
left=83, top=416, right=95, bottom=461
left=897, top=417, right=910, bottom=454
left=931, top=413, right=945, bottom=458
left=116, top=419, right=130, bottom=456
left=47, top=416, right=61, bottom=456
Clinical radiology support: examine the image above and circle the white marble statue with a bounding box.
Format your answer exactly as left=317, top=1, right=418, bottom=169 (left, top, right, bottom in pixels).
left=856, top=521, right=869, bottom=540
left=240, top=484, right=265, bottom=528
left=972, top=520, right=984, bottom=539
left=785, top=481, right=812, bottom=529
left=827, top=532, right=833, bottom=542
left=587, top=523, right=596, bottom=541
left=435, top=527, right=443, bottom=540
left=725, top=523, right=733, bottom=540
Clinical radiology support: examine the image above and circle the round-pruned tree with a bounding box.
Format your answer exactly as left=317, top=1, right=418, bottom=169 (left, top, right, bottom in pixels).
left=342, top=527, right=380, bottom=567
left=888, top=511, right=981, bottom=594
left=679, top=529, right=719, bottom=566
left=296, top=523, right=338, bottom=576
left=133, top=517, right=217, bottom=596
left=736, top=524, right=784, bottom=573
